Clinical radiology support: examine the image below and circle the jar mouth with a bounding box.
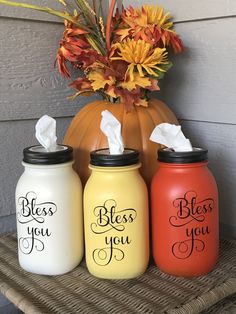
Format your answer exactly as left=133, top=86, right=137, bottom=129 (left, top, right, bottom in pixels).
left=90, top=148, right=139, bottom=167
left=158, top=147, right=208, bottom=163
left=89, top=163, right=141, bottom=171
left=23, top=145, right=73, bottom=165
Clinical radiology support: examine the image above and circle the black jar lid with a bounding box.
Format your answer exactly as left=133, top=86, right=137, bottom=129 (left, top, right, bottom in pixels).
left=23, top=145, right=73, bottom=165
left=90, top=148, right=139, bottom=167
left=158, top=148, right=208, bottom=163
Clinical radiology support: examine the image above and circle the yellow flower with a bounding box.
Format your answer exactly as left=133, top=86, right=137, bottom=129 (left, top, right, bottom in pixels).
left=111, top=39, right=168, bottom=80
left=88, top=70, right=116, bottom=90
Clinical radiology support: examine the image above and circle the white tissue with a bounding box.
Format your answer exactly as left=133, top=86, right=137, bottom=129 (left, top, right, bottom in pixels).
left=35, top=115, right=57, bottom=152
left=100, top=110, right=124, bottom=154
left=150, top=123, right=193, bottom=152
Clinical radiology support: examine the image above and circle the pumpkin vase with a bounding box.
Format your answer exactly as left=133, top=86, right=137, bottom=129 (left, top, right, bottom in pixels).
left=63, top=98, right=178, bottom=187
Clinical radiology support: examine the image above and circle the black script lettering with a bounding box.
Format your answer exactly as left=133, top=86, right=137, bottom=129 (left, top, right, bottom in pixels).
left=170, top=191, right=214, bottom=259
left=18, top=192, right=57, bottom=224
left=92, top=246, right=124, bottom=266
left=92, top=235, right=131, bottom=266
left=28, top=226, right=51, bottom=238
left=186, top=225, right=210, bottom=238
left=172, top=238, right=205, bottom=259
left=18, top=226, right=51, bottom=255
left=105, top=235, right=131, bottom=246
left=17, top=191, right=56, bottom=255
left=91, top=199, right=137, bottom=234
left=170, top=191, right=214, bottom=227
left=91, top=199, right=136, bottom=266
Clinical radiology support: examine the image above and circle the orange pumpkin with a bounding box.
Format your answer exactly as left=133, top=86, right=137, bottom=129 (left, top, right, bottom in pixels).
left=64, top=98, right=178, bottom=186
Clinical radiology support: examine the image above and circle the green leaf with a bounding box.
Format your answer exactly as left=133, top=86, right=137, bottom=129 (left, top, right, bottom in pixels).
left=150, top=62, right=173, bottom=80
left=0, top=0, right=90, bottom=30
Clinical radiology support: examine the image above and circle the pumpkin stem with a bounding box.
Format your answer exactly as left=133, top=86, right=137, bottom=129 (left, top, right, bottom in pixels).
left=106, top=0, right=116, bottom=51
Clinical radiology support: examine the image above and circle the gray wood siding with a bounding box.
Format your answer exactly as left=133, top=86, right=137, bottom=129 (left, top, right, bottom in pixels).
left=0, top=0, right=235, bottom=240
left=0, top=0, right=69, bottom=21
left=159, top=18, right=236, bottom=124
left=0, top=18, right=99, bottom=121
left=0, top=0, right=108, bottom=22
left=124, top=0, right=236, bottom=21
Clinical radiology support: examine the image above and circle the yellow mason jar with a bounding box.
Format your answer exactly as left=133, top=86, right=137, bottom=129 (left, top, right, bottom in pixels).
left=84, top=148, right=149, bottom=279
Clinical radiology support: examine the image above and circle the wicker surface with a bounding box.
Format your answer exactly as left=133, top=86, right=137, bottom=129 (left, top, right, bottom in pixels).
left=0, top=235, right=235, bottom=314
left=202, top=292, right=236, bottom=313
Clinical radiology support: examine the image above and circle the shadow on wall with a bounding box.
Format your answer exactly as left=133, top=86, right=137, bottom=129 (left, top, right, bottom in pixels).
left=152, top=47, right=192, bottom=115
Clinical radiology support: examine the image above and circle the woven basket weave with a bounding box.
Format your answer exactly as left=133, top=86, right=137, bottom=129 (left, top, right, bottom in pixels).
left=0, top=234, right=235, bottom=314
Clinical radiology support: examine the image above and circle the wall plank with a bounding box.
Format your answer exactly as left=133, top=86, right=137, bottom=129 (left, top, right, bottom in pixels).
left=0, top=116, right=73, bottom=217
left=0, top=214, right=16, bottom=235
left=0, top=0, right=108, bottom=23
left=157, top=17, right=236, bottom=124
left=0, top=18, right=100, bottom=121
left=180, top=119, right=236, bottom=231
left=123, top=0, right=236, bottom=22
left=2, top=0, right=236, bottom=23
left=0, top=0, right=62, bottom=22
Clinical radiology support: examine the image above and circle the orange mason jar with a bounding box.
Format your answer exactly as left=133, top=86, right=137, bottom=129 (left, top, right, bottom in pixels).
left=151, top=148, right=219, bottom=277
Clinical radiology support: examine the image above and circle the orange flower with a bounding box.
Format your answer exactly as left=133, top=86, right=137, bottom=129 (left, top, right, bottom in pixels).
left=116, top=5, right=184, bottom=53
left=56, top=19, right=90, bottom=77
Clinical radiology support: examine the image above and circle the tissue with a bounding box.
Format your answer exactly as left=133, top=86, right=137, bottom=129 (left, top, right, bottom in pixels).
left=35, top=115, right=57, bottom=152
left=100, top=110, right=124, bottom=154
left=150, top=123, right=193, bottom=152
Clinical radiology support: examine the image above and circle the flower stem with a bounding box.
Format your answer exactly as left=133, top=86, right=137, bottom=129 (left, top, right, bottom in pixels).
left=106, top=0, right=116, bottom=51
left=0, top=0, right=89, bottom=30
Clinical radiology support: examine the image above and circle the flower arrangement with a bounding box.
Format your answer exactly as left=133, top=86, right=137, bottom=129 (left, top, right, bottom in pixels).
left=0, top=0, right=184, bottom=111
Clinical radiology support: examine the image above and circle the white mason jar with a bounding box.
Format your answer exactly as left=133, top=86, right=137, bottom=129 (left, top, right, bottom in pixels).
left=15, top=145, right=84, bottom=275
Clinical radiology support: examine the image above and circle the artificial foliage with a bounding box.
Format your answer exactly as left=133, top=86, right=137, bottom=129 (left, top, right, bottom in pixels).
left=0, top=0, right=184, bottom=111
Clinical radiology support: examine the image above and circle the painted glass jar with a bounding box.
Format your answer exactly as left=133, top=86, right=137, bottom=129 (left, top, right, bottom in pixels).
left=151, top=148, right=219, bottom=277
left=15, top=145, right=84, bottom=275
left=84, top=148, right=149, bottom=279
